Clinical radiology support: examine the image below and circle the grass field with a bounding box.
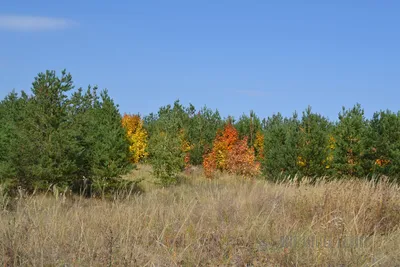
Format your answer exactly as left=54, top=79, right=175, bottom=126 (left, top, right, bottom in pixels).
left=1, top=165, right=400, bottom=266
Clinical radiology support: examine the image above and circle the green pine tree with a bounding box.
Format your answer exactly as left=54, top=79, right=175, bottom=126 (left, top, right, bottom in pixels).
left=333, top=104, right=366, bottom=177
left=262, top=112, right=300, bottom=179
left=297, top=106, right=332, bottom=177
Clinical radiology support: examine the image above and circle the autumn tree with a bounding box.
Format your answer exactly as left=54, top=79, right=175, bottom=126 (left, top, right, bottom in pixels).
left=253, top=130, right=265, bottom=161
left=203, top=122, right=260, bottom=178
left=122, top=114, right=148, bottom=163
left=203, top=122, right=238, bottom=174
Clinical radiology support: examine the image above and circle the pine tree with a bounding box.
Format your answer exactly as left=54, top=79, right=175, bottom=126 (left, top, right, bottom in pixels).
left=0, top=91, right=28, bottom=187
left=262, top=113, right=300, bottom=179
left=297, top=107, right=332, bottom=177
left=0, top=70, right=132, bottom=192
left=333, top=104, right=366, bottom=177
left=362, top=110, right=400, bottom=179
left=16, top=70, right=79, bottom=188
left=235, top=110, right=262, bottom=148
left=145, top=100, right=188, bottom=185
left=87, top=90, right=131, bottom=180
left=186, top=106, right=223, bottom=165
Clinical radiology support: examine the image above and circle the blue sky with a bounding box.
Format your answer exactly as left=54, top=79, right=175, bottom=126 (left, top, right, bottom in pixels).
left=1, top=1, right=399, bottom=121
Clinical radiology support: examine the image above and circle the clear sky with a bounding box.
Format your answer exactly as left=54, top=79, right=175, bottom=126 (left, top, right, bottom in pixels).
left=1, top=1, right=399, bottom=121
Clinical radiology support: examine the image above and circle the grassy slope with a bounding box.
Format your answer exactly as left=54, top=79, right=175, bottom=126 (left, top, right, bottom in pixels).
left=1, top=165, right=400, bottom=266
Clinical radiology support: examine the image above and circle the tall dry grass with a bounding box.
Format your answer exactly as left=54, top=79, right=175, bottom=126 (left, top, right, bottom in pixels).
left=1, top=169, right=400, bottom=266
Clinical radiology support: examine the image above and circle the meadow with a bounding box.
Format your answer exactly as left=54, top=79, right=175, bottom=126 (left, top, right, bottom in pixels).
left=2, top=70, right=400, bottom=266
left=1, top=165, right=400, bottom=266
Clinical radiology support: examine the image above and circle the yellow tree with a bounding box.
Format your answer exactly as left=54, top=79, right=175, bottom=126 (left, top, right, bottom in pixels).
left=179, top=129, right=193, bottom=170
left=121, top=114, right=149, bottom=163
left=254, top=130, right=265, bottom=161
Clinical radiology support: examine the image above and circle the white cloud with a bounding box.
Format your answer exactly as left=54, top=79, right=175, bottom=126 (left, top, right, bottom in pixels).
left=236, top=90, right=267, bottom=97
left=0, top=15, right=77, bottom=31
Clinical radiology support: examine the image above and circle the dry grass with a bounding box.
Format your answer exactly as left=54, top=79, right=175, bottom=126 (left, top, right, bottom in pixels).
left=1, top=167, right=400, bottom=266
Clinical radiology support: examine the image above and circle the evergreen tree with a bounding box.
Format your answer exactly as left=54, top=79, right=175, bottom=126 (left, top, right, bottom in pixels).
left=0, top=70, right=132, bottom=192
left=146, top=101, right=188, bottom=185
left=235, top=110, right=262, bottom=148
left=362, top=110, right=400, bottom=179
left=186, top=106, right=223, bottom=165
left=0, top=91, right=28, bottom=186
left=297, top=107, right=332, bottom=177
left=16, top=70, right=79, bottom=188
left=87, top=90, right=131, bottom=180
left=333, top=104, right=366, bottom=177
left=262, top=113, right=300, bottom=179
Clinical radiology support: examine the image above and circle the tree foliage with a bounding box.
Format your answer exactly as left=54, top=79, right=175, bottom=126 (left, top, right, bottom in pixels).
left=362, top=110, right=400, bottom=179
left=145, top=101, right=188, bottom=185
left=2, top=71, right=400, bottom=188
left=262, top=113, right=300, bottom=179
left=122, top=114, right=148, bottom=163
left=203, top=123, right=260, bottom=178
left=333, top=104, right=366, bottom=177
left=0, top=70, right=131, bottom=192
left=297, top=107, right=333, bottom=177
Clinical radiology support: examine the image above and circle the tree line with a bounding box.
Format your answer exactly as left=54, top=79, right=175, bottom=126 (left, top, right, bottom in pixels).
left=1, top=70, right=400, bottom=192
left=141, top=101, right=400, bottom=184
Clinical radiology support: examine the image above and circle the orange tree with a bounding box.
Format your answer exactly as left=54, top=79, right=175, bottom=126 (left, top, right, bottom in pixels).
left=203, top=122, right=260, bottom=178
